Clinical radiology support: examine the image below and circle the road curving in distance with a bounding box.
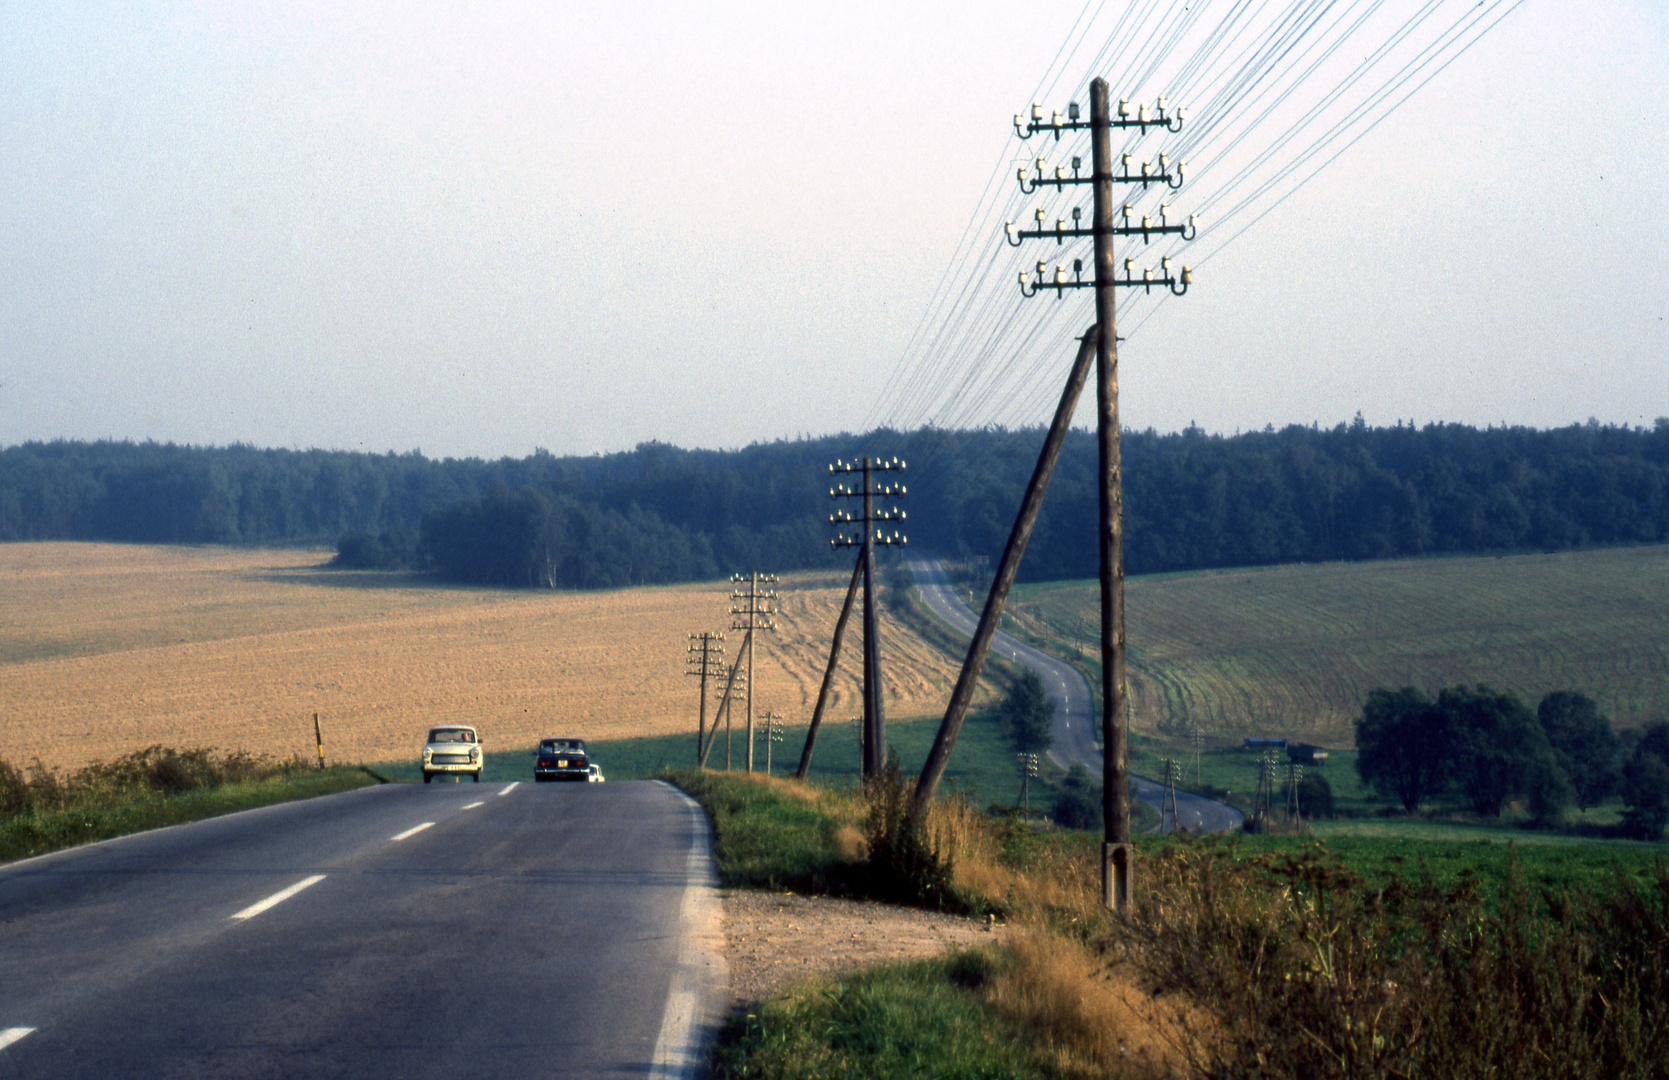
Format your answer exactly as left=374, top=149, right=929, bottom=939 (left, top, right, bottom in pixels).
left=908, top=557, right=1244, bottom=834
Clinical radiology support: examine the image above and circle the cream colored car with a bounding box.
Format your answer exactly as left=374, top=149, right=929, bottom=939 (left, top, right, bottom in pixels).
left=422, top=725, right=483, bottom=783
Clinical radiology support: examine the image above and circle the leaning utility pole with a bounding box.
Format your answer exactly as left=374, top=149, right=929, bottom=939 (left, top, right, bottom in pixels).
left=730, top=572, right=778, bottom=773
left=1006, top=80, right=1194, bottom=913
left=830, top=458, right=906, bottom=780
left=687, top=632, right=726, bottom=765
left=796, top=554, right=866, bottom=779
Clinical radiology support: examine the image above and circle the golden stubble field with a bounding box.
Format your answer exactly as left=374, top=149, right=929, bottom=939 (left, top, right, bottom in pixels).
left=0, top=543, right=971, bottom=772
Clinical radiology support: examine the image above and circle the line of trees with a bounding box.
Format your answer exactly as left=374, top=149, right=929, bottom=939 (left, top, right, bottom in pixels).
left=3, top=416, right=1668, bottom=589
left=1355, top=685, right=1669, bottom=837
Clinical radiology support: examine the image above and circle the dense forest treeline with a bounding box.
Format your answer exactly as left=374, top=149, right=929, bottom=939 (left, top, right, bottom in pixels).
left=3, top=417, right=1667, bottom=588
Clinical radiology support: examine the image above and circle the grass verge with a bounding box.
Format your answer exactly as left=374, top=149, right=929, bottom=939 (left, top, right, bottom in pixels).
left=0, top=766, right=379, bottom=864
left=671, top=768, right=1669, bottom=1079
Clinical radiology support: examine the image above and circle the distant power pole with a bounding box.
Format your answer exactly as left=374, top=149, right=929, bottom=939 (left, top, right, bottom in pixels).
left=686, top=632, right=726, bottom=765
left=830, top=457, right=906, bottom=780
left=1008, top=81, right=1195, bottom=914
left=1017, top=752, right=1040, bottom=816
left=1162, top=758, right=1182, bottom=833
left=1253, top=752, right=1278, bottom=830
left=1285, top=763, right=1304, bottom=825
left=1189, top=728, right=1204, bottom=787
left=762, top=711, right=784, bottom=775
left=730, top=572, right=778, bottom=773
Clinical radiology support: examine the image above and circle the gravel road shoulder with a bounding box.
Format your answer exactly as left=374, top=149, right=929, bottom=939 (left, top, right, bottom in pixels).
left=721, top=890, right=1000, bottom=1008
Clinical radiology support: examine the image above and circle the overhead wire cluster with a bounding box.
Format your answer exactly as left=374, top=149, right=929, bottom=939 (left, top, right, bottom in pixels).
left=866, top=0, right=1527, bottom=446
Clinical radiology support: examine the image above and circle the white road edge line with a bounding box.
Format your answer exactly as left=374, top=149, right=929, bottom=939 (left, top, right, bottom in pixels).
left=391, top=822, right=434, bottom=841
left=497, top=782, right=519, bottom=796
left=230, top=874, right=327, bottom=921
left=0, top=1028, right=35, bottom=1051
left=648, top=783, right=727, bottom=1080
left=461, top=801, right=484, bottom=810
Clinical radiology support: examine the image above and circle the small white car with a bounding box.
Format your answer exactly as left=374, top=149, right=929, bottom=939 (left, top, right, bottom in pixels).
left=587, top=763, right=605, bottom=783
left=422, top=725, right=483, bottom=783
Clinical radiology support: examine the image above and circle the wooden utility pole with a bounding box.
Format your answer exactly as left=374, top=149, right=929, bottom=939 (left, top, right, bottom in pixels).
left=698, top=634, right=748, bottom=769
left=796, top=553, right=865, bottom=779
left=730, top=572, right=777, bottom=773
left=927, top=83, right=1191, bottom=911
left=829, top=457, right=905, bottom=780
left=687, top=632, right=725, bottom=765
left=1088, top=78, right=1134, bottom=914
left=763, top=711, right=783, bottom=775
left=912, top=326, right=1099, bottom=818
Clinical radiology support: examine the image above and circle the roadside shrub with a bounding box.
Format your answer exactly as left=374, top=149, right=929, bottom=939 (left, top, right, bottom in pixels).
left=1621, top=751, right=1669, bottom=841
left=0, top=747, right=308, bottom=821
left=0, top=759, right=28, bottom=816
left=1296, top=771, right=1334, bottom=819
left=998, top=670, right=1055, bottom=754
left=862, top=753, right=959, bottom=910
left=1051, top=764, right=1102, bottom=831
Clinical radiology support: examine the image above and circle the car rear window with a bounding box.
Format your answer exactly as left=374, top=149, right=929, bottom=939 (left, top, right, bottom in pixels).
left=539, top=739, right=585, bottom=754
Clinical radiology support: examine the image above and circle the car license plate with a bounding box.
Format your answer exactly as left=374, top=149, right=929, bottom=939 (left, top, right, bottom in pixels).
left=557, top=759, right=567, bottom=767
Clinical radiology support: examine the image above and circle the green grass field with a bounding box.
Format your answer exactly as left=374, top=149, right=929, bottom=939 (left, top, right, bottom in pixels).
left=1000, top=544, right=1669, bottom=745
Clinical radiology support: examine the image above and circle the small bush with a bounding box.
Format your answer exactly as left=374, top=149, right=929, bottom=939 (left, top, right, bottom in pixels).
left=862, top=753, right=960, bottom=910
left=1297, top=771, right=1334, bottom=819
left=1051, top=764, right=1102, bottom=831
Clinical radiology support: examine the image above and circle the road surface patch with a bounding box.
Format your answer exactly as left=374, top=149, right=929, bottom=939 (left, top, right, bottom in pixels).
left=230, top=874, right=326, bottom=921
left=461, top=801, right=484, bottom=810
left=497, top=782, right=519, bottom=796
left=390, top=822, right=434, bottom=841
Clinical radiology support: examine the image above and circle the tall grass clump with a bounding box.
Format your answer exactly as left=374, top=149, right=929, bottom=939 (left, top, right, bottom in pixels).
left=0, top=746, right=308, bottom=816
left=1118, top=842, right=1669, bottom=1078
left=0, top=747, right=374, bottom=864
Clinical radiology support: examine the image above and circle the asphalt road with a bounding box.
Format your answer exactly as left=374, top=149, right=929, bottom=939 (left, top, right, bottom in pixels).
left=0, top=779, right=724, bottom=1079
left=908, top=558, right=1244, bottom=834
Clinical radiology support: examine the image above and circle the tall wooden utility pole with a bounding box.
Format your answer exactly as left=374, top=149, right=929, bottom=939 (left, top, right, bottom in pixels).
left=687, top=632, right=725, bottom=765
left=1087, top=78, right=1134, bottom=913
left=830, top=457, right=906, bottom=780
left=730, top=572, right=777, bottom=773
left=959, top=81, right=1191, bottom=913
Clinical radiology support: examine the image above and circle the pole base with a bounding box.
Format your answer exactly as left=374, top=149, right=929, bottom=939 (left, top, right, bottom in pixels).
left=1101, top=842, right=1132, bottom=914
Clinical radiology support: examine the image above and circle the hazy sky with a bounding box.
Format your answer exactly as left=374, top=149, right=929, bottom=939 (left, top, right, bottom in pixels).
left=2, top=1, right=1665, bottom=459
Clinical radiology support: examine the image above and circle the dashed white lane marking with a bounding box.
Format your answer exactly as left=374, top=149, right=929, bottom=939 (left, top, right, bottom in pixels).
left=391, top=822, right=435, bottom=841
left=497, top=782, right=519, bottom=796
left=461, top=801, right=484, bottom=810
left=230, top=875, right=327, bottom=921
left=0, top=1028, right=35, bottom=1051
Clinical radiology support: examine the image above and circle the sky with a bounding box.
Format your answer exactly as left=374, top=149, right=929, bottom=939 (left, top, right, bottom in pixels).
left=1, top=0, right=1665, bottom=460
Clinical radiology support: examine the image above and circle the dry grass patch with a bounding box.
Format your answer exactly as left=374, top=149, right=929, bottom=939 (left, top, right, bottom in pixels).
left=0, top=543, right=973, bottom=771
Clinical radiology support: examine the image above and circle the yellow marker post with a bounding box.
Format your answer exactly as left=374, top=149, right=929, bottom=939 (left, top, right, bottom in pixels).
left=313, top=712, right=325, bottom=770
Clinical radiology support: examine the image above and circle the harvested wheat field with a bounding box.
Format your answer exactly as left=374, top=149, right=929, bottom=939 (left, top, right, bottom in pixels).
left=0, top=543, right=972, bottom=772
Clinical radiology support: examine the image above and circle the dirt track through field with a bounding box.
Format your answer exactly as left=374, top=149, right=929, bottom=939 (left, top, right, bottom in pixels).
left=0, top=544, right=966, bottom=772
